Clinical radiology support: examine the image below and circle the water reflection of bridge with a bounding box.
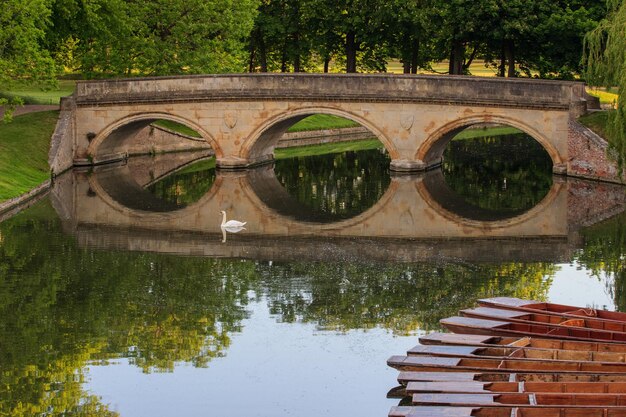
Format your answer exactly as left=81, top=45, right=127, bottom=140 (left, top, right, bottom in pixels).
left=51, top=153, right=626, bottom=263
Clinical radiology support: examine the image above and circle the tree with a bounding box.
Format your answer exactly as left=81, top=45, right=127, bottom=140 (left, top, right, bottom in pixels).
left=47, top=0, right=260, bottom=77
left=0, top=0, right=58, bottom=121
left=584, top=0, right=626, bottom=168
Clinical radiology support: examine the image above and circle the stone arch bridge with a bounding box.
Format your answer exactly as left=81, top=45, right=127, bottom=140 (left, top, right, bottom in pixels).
left=49, top=74, right=619, bottom=181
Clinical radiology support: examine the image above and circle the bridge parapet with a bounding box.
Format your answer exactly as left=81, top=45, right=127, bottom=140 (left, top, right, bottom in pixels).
left=73, top=74, right=585, bottom=112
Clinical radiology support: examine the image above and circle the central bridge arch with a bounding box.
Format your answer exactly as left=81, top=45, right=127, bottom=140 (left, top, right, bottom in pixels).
left=242, top=106, right=398, bottom=163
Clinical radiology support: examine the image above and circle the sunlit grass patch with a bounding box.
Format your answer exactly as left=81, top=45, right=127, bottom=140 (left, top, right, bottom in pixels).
left=0, top=80, right=76, bottom=105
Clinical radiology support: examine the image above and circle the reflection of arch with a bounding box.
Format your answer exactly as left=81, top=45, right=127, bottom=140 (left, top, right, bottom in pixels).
left=241, top=106, right=397, bottom=163
left=87, top=112, right=221, bottom=159
left=238, top=164, right=400, bottom=229
left=416, top=170, right=562, bottom=228
left=88, top=153, right=222, bottom=216
left=417, top=115, right=561, bottom=168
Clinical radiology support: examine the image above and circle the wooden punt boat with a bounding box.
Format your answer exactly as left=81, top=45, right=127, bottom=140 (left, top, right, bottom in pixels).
left=405, top=380, right=626, bottom=395
left=479, top=297, right=626, bottom=323
left=390, top=405, right=626, bottom=417
left=410, top=392, right=626, bottom=407
left=420, top=332, right=626, bottom=353
left=461, top=306, right=626, bottom=335
left=407, top=344, right=626, bottom=364
left=387, top=354, right=626, bottom=374
left=397, top=370, right=626, bottom=385
left=441, top=316, right=626, bottom=343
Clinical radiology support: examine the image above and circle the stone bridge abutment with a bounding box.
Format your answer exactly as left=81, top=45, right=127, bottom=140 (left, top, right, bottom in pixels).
left=48, top=73, right=621, bottom=182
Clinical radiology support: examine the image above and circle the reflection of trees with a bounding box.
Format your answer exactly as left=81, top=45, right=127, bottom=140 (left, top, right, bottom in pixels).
left=145, top=161, right=216, bottom=208
left=576, top=212, right=626, bottom=311
left=273, top=149, right=390, bottom=220
left=256, top=261, right=555, bottom=334
left=0, top=201, right=259, bottom=413
left=443, top=133, right=553, bottom=212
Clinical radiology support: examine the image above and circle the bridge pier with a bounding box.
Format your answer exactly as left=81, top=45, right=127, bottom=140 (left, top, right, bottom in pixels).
left=390, top=159, right=431, bottom=172
left=216, top=154, right=275, bottom=170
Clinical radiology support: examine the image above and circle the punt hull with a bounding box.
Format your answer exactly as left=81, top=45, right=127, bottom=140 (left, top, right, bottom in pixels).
left=405, top=380, right=626, bottom=394
left=390, top=405, right=626, bottom=417
left=419, top=332, right=626, bottom=353
left=479, top=297, right=626, bottom=324
left=397, top=371, right=626, bottom=385
left=407, top=344, right=626, bottom=365
left=388, top=354, right=626, bottom=374
left=411, top=392, right=626, bottom=407
left=441, top=316, right=626, bottom=344
left=461, top=306, right=626, bottom=337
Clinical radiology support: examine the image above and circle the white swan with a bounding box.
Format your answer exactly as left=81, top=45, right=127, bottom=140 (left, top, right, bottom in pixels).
left=220, top=210, right=247, bottom=228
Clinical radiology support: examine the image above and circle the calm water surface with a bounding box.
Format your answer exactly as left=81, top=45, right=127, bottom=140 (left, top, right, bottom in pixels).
left=1, top=132, right=625, bottom=416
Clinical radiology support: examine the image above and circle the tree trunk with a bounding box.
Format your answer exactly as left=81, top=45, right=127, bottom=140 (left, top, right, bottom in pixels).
left=498, top=41, right=506, bottom=77
left=293, top=32, right=301, bottom=72
left=294, top=54, right=301, bottom=72
left=450, top=40, right=464, bottom=75
left=281, top=46, right=287, bottom=72
left=346, top=31, right=357, bottom=73
left=403, top=61, right=411, bottom=73
left=248, top=43, right=256, bottom=72
left=258, top=33, right=268, bottom=72
left=410, top=39, right=419, bottom=74
left=505, top=40, right=515, bottom=77
left=324, top=56, right=330, bottom=73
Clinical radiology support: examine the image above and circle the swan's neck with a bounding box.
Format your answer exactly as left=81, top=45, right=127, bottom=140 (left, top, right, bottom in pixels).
left=221, top=211, right=227, bottom=227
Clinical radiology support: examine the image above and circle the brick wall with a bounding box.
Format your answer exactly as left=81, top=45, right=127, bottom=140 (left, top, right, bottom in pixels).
left=567, top=120, right=623, bottom=183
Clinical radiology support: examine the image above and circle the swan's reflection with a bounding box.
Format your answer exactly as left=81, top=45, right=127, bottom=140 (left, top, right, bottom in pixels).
left=220, top=225, right=246, bottom=243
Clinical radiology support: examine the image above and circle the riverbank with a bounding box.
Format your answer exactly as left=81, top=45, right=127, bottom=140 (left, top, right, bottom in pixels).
left=0, top=110, right=58, bottom=202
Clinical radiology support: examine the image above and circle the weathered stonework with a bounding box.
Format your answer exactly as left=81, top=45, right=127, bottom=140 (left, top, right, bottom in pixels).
left=48, top=73, right=619, bottom=179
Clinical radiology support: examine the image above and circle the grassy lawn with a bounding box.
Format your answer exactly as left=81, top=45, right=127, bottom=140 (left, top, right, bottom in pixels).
left=153, top=120, right=203, bottom=138
left=0, top=80, right=76, bottom=105
left=387, top=59, right=498, bottom=77
left=586, top=88, right=619, bottom=106
left=0, top=111, right=58, bottom=202
left=275, top=138, right=383, bottom=159
left=578, top=111, right=608, bottom=138
left=287, top=114, right=360, bottom=132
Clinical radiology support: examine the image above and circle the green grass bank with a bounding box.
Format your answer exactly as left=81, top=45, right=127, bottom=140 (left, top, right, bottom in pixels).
left=0, top=111, right=58, bottom=202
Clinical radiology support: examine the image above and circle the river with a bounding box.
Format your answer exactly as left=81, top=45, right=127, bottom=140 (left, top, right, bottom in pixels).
left=0, top=131, right=624, bottom=416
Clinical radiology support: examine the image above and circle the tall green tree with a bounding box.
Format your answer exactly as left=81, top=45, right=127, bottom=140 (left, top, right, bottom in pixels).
left=0, top=0, right=58, bottom=121
left=584, top=0, right=626, bottom=168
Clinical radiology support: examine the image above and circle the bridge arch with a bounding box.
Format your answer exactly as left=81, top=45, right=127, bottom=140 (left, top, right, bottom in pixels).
left=240, top=106, right=398, bottom=165
left=87, top=112, right=221, bottom=160
left=417, top=115, right=563, bottom=170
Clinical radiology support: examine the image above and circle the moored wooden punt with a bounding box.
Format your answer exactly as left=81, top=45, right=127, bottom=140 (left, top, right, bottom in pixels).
left=441, top=316, right=626, bottom=343
left=411, top=392, right=626, bottom=407
left=407, top=344, right=626, bottom=364
left=387, top=354, right=626, bottom=374
left=420, top=332, right=626, bottom=353
left=405, top=380, right=626, bottom=394
left=461, top=306, right=626, bottom=335
left=397, top=370, right=626, bottom=385
left=390, top=405, right=626, bottom=417
left=479, top=297, right=626, bottom=323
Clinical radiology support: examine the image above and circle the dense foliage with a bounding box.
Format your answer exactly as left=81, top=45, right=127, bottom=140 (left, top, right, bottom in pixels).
left=584, top=0, right=626, bottom=168
left=0, top=0, right=609, bottom=84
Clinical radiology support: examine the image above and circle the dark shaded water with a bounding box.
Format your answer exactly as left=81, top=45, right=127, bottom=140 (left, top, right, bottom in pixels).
left=1, top=132, right=625, bottom=416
